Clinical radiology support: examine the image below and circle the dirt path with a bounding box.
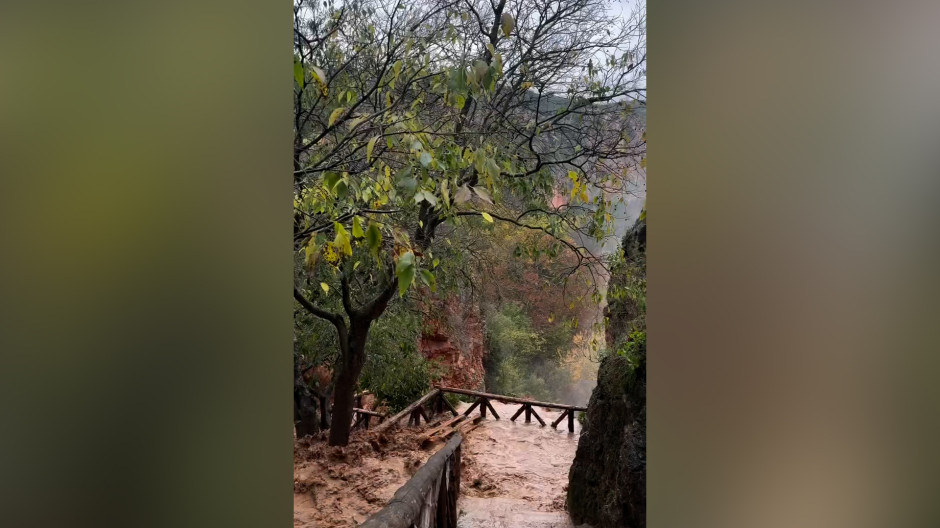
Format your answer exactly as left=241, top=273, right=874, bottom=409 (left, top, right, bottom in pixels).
left=456, top=400, right=584, bottom=528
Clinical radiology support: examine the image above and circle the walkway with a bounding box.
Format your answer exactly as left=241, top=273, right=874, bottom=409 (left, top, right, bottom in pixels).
left=455, top=400, right=583, bottom=528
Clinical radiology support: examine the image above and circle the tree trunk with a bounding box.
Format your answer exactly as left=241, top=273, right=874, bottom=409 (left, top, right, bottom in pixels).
left=328, top=320, right=370, bottom=446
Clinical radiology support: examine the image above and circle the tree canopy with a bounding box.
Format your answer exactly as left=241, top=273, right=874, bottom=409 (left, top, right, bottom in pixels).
left=292, top=0, right=646, bottom=445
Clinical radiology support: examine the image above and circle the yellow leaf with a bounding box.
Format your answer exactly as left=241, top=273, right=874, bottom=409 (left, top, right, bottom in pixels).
left=481, top=212, right=494, bottom=223
left=328, top=107, right=345, bottom=126
left=320, top=282, right=330, bottom=293
left=500, top=13, right=514, bottom=36
left=324, top=243, right=339, bottom=264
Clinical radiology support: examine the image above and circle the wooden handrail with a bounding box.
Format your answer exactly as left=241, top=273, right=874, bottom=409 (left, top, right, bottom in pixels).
left=352, top=407, right=386, bottom=418
left=435, top=386, right=587, bottom=412
left=359, top=433, right=462, bottom=528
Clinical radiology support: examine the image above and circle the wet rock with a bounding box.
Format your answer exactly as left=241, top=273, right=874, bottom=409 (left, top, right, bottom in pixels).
left=567, top=353, right=645, bottom=528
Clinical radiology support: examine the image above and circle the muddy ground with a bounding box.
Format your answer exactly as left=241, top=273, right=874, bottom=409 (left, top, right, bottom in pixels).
left=293, top=424, right=436, bottom=527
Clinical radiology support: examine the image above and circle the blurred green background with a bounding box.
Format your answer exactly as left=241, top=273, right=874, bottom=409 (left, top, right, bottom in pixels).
left=2, top=0, right=940, bottom=527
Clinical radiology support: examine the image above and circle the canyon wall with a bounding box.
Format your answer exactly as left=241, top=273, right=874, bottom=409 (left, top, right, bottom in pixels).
left=418, top=294, right=486, bottom=391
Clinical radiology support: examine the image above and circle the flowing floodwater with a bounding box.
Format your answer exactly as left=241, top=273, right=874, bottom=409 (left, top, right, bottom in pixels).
left=456, top=400, right=584, bottom=528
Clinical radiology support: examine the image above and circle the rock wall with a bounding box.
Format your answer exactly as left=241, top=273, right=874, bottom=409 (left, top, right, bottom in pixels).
left=567, top=354, right=645, bottom=527
left=568, top=216, right=646, bottom=528
left=418, top=295, right=486, bottom=390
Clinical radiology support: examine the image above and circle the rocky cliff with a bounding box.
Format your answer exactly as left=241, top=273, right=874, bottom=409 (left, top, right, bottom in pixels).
left=418, top=294, right=486, bottom=390
left=568, top=216, right=646, bottom=528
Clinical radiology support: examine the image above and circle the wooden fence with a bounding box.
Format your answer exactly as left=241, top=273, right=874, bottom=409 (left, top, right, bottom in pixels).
left=436, top=386, right=586, bottom=432
left=358, top=433, right=463, bottom=528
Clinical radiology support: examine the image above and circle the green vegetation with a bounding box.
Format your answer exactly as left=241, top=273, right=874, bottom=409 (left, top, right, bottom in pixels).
left=483, top=303, right=575, bottom=401
left=603, top=214, right=646, bottom=397
left=359, top=306, right=439, bottom=412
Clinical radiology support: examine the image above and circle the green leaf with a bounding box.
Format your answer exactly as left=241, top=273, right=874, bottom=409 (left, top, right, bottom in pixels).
left=352, top=216, right=364, bottom=238
left=366, top=223, right=382, bottom=256
left=333, top=180, right=348, bottom=199
left=293, top=60, right=304, bottom=87
left=396, top=251, right=416, bottom=296
left=419, top=269, right=437, bottom=292
left=416, top=190, right=438, bottom=207
left=448, top=66, right=468, bottom=93
left=323, top=172, right=341, bottom=191
left=320, top=282, right=330, bottom=293
left=482, top=158, right=500, bottom=180
left=419, top=152, right=432, bottom=167
left=395, top=168, right=418, bottom=195
left=328, top=107, right=345, bottom=126
left=367, top=136, right=379, bottom=162
left=500, top=12, right=514, bottom=36
left=481, top=212, right=494, bottom=223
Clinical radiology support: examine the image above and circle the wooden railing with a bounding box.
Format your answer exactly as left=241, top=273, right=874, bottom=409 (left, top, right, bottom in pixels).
left=369, top=386, right=586, bottom=435
left=436, top=386, right=586, bottom=432
left=372, top=389, right=456, bottom=433
left=359, top=433, right=463, bottom=528
left=351, top=407, right=386, bottom=430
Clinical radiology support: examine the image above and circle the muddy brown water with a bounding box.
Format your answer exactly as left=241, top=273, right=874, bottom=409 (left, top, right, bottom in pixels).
left=293, top=399, right=587, bottom=527
left=456, top=400, right=586, bottom=528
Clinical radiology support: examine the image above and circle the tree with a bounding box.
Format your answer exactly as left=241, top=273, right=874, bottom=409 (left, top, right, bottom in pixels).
left=292, top=0, right=645, bottom=445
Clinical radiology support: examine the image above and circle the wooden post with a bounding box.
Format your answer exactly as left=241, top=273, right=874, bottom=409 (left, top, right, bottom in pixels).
left=529, top=406, right=546, bottom=426
left=364, top=414, right=371, bottom=429
left=485, top=399, right=500, bottom=420
left=551, top=409, right=569, bottom=429
left=480, top=398, right=487, bottom=418
left=410, top=407, right=428, bottom=426
left=524, top=404, right=532, bottom=423
left=319, top=395, right=328, bottom=429
left=439, top=393, right=459, bottom=416
left=463, top=399, right=480, bottom=416
left=510, top=404, right=526, bottom=422
left=568, top=409, right=575, bottom=432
